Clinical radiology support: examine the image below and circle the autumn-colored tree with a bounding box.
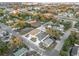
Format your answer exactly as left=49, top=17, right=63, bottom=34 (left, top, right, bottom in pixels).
left=10, top=36, right=23, bottom=49
left=46, top=27, right=60, bottom=39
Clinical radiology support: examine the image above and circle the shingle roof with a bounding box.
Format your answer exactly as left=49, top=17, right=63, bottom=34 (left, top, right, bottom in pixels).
left=36, top=31, right=48, bottom=41
left=20, top=28, right=34, bottom=34
left=28, top=29, right=40, bottom=35
left=13, top=48, right=28, bottom=56
left=43, top=37, right=55, bottom=47
left=71, top=46, right=79, bottom=56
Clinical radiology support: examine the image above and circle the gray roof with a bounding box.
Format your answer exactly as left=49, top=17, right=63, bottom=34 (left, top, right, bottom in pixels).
left=20, top=28, right=34, bottom=34
left=71, top=46, right=79, bottom=56
left=43, top=37, right=55, bottom=47
left=28, top=20, right=43, bottom=27
left=36, top=31, right=48, bottom=41
left=13, top=48, right=28, bottom=56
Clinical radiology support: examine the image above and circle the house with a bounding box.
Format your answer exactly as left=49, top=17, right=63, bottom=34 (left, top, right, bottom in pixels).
left=41, top=36, right=56, bottom=48
left=39, top=22, right=64, bottom=33
left=13, top=47, right=28, bottom=56
left=26, top=50, right=40, bottom=56
left=19, top=27, right=34, bottom=35
left=45, top=22, right=64, bottom=33
left=36, top=31, right=48, bottom=41
left=22, top=28, right=56, bottom=49
left=70, top=46, right=79, bottom=56
left=28, top=28, right=40, bottom=36
left=27, top=20, right=43, bottom=27
left=43, top=13, right=53, bottom=19
left=0, top=29, right=11, bottom=42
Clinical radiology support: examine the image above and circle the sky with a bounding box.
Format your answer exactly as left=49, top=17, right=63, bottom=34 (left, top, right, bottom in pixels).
left=0, top=0, right=79, bottom=2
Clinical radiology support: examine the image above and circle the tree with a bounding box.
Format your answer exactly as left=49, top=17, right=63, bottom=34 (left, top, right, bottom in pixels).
left=9, top=36, right=23, bottom=49
left=0, top=8, right=4, bottom=16
left=75, top=21, right=79, bottom=30
left=60, top=21, right=72, bottom=30
left=0, top=40, right=9, bottom=55
left=46, top=27, right=60, bottom=39
left=16, top=20, right=26, bottom=29
left=15, top=19, right=29, bottom=29
left=60, top=31, right=79, bottom=56
left=60, top=50, right=68, bottom=56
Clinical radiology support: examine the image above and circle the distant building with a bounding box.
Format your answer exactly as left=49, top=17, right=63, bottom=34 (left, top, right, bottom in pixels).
left=27, top=20, right=43, bottom=27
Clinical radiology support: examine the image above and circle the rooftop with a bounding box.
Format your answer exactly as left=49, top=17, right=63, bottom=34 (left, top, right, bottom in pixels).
left=27, top=20, right=43, bottom=27
left=20, top=27, right=34, bottom=35
left=28, top=29, right=40, bottom=36
left=42, top=37, right=55, bottom=48
left=36, top=31, right=48, bottom=41
left=13, top=48, right=28, bottom=56
left=70, top=46, right=79, bottom=56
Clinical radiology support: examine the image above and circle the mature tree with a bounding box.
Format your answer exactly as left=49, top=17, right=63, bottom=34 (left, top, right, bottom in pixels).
left=0, top=8, right=5, bottom=16
left=46, top=27, right=60, bottom=39
left=0, top=40, right=9, bottom=55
